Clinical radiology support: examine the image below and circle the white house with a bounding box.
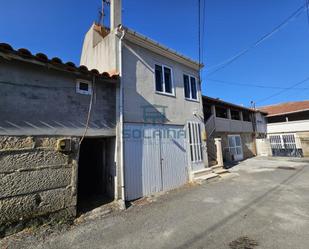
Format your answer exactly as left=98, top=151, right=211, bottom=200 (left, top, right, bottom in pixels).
left=260, top=100, right=309, bottom=157
left=80, top=0, right=209, bottom=201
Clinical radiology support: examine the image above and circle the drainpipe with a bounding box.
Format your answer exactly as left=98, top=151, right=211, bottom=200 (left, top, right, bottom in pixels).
left=118, top=26, right=126, bottom=207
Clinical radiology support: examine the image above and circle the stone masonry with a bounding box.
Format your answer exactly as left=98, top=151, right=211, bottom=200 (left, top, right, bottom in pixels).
left=0, top=136, right=79, bottom=235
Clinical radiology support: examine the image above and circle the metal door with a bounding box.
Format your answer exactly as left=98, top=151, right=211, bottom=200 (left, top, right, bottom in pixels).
left=228, top=135, right=243, bottom=161
left=187, top=122, right=204, bottom=171
left=269, top=134, right=303, bottom=157
left=124, top=124, right=188, bottom=200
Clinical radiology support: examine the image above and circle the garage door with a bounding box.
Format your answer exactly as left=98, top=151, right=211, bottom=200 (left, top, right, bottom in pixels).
left=269, top=134, right=303, bottom=157
left=124, top=124, right=188, bottom=200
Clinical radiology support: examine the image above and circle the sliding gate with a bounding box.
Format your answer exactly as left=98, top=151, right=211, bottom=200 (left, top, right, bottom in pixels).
left=269, top=134, right=303, bottom=157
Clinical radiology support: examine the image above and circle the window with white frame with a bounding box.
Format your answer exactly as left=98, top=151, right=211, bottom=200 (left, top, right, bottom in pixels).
left=188, top=122, right=203, bottom=162
left=155, top=64, right=174, bottom=95
left=183, top=74, right=198, bottom=100
left=76, top=80, right=92, bottom=95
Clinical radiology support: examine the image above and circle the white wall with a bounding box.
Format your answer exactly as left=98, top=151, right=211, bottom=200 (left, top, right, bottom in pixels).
left=122, top=40, right=204, bottom=125
left=267, top=120, right=309, bottom=134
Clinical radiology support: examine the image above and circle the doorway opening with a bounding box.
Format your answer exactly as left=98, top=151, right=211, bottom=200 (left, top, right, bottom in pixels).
left=77, top=137, right=115, bottom=214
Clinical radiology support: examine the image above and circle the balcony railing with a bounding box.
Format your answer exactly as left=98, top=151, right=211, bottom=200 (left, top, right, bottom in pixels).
left=215, top=117, right=254, bottom=133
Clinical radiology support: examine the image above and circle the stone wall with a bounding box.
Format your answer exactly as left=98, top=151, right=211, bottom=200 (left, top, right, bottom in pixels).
left=0, top=136, right=79, bottom=235
left=298, top=131, right=309, bottom=157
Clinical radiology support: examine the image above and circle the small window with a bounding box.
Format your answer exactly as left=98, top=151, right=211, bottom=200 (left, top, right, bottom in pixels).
left=183, top=74, right=198, bottom=101
left=155, top=64, right=174, bottom=95
left=76, top=80, right=92, bottom=95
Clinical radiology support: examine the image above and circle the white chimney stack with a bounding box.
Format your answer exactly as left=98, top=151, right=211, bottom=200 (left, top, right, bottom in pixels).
left=110, top=0, right=122, bottom=31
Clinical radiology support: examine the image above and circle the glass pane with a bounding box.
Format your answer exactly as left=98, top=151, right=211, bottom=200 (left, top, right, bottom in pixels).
left=155, top=65, right=163, bottom=92
left=236, top=147, right=242, bottom=155
left=228, top=137, right=236, bottom=147
left=164, top=67, right=172, bottom=93
left=183, top=75, right=190, bottom=98
left=230, top=148, right=237, bottom=155
left=190, top=77, right=197, bottom=100
left=235, top=136, right=241, bottom=146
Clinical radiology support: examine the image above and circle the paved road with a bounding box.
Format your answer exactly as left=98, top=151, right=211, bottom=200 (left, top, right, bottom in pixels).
left=3, top=157, right=309, bottom=249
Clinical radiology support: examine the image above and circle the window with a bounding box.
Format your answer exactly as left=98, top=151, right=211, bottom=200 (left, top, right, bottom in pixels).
left=188, top=122, right=203, bottom=162
left=155, top=64, right=174, bottom=95
left=183, top=74, right=198, bottom=100
left=231, top=110, right=240, bottom=120
left=243, top=111, right=252, bottom=122
left=76, top=80, right=92, bottom=95
left=216, top=106, right=228, bottom=118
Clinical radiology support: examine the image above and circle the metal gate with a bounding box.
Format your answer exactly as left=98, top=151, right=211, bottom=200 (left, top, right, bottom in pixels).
left=269, top=134, right=303, bottom=157
left=124, top=124, right=188, bottom=200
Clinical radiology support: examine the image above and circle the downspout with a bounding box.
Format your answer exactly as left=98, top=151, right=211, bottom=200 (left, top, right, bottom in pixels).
left=118, top=26, right=126, bottom=206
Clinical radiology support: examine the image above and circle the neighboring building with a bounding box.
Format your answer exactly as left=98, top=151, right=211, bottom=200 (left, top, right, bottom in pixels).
left=81, top=0, right=208, bottom=200
left=260, top=101, right=309, bottom=157
left=203, top=96, right=266, bottom=164
left=0, top=43, right=118, bottom=233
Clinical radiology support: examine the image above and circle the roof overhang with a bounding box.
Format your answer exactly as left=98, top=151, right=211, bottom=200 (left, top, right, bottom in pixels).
left=202, top=95, right=264, bottom=113
left=265, top=108, right=309, bottom=117
left=118, top=26, right=202, bottom=71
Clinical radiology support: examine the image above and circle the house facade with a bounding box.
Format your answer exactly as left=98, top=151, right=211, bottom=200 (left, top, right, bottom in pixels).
left=81, top=0, right=208, bottom=200
left=260, top=101, right=309, bottom=157
left=203, top=96, right=265, bottom=164
left=0, top=43, right=118, bottom=234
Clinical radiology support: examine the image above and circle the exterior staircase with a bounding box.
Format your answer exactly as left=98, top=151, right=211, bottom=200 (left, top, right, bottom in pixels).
left=192, top=114, right=229, bottom=183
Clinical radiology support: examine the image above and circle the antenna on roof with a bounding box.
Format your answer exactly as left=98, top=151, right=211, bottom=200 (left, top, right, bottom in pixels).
left=98, top=0, right=110, bottom=26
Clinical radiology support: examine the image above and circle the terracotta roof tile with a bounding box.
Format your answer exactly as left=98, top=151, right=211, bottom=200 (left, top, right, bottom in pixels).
left=259, top=101, right=309, bottom=116
left=0, top=42, right=119, bottom=81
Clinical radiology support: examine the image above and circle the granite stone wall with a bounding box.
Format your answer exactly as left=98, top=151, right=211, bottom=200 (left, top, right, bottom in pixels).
left=0, top=136, right=79, bottom=234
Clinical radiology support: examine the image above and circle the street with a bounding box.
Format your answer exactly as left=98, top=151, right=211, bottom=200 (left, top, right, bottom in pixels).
left=2, top=157, right=309, bottom=249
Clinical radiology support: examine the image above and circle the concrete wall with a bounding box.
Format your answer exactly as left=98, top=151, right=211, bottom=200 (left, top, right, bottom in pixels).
left=0, top=136, right=79, bottom=233
left=122, top=40, right=204, bottom=125
left=80, top=25, right=118, bottom=74
left=0, top=59, right=116, bottom=136
left=256, top=138, right=272, bottom=156
left=0, top=57, right=118, bottom=234
left=267, top=120, right=309, bottom=134
left=298, top=132, right=309, bottom=157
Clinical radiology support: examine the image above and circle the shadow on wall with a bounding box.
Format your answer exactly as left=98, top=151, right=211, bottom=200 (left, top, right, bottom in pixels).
left=122, top=42, right=194, bottom=200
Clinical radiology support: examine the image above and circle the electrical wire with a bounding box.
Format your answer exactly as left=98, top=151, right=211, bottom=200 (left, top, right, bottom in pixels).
left=206, top=3, right=306, bottom=76
left=256, top=75, right=309, bottom=104
left=79, top=75, right=96, bottom=145
left=207, top=78, right=309, bottom=90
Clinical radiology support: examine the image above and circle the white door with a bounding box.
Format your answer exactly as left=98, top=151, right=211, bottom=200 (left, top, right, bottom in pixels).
left=228, top=135, right=243, bottom=161
left=124, top=124, right=188, bottom=200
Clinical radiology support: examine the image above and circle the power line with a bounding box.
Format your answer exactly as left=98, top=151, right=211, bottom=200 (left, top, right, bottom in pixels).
left=256, top=75, right=309, bottom=104
left=207, top=78, right=309, bottom=90
left=206, top=3, right=306, bottom=76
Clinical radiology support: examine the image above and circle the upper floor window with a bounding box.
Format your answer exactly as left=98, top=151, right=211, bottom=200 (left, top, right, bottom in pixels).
left=216, top=106, right=228, bottom=118
left=231, top=109, right=241, bottom=120
left=183, top=74, right=198, bottom=101
left=155, top=64, right=174, bottom=95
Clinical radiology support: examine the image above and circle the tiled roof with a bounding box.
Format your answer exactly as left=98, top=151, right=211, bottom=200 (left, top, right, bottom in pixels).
left=259, top=100, right=309, bottom=117
left=0, top=43, right=119, bottom=80
left=202, top=95, right=264, bottom=113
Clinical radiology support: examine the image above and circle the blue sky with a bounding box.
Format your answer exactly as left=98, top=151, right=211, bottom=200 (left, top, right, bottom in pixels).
left=1, top=0, right=309, bottom=107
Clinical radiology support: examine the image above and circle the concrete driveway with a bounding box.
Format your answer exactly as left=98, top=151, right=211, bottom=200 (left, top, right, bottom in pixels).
left=2, top=157, right=309, bottom=249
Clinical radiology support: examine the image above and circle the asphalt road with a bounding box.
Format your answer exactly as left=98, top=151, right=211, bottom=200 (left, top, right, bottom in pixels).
left=3, top=157, right=309, bottom=249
